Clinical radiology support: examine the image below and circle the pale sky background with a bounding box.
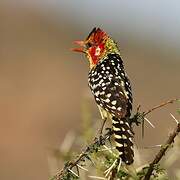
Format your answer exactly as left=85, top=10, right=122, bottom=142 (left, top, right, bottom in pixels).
left=4, top=0, right=180, bottom=56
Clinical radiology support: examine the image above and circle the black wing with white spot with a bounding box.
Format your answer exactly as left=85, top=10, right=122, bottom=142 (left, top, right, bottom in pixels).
left=88, top=53, right=132, bottom=119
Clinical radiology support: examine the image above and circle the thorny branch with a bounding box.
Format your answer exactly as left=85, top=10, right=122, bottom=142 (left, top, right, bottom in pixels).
left=144, top=98, right=178, bottom=116
left=129, top=98, right=179, bottom=127
left=51, top=129, right=113, bottom=180
left=144, top=123, right=180, bottom=180
left=51, top=98, right=179, bottom=180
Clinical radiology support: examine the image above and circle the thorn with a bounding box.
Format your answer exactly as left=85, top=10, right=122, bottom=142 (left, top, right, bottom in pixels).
left=103, top=145, right=113, bottom=154
left=85, top=154, right=95, bottom=166
left=77, top=164, right=88, bottom=172
left=144, top=117, right=155, bottom=128
left=102, top=145, right=117, bottom=157
left=104, top=159, right=117, bottom=177
left=170, top=113, right=179, bottom=124
left=144, top=144, right=162, bottom=149
left=88, top=175, right=106, bottom=179
left=98, top=147, right=116, bottom=152
left=75, top=165, right=80, bottom=176
left=68, top=168, right=79, bottom=178
left=117, top=158, right=122, bottom=172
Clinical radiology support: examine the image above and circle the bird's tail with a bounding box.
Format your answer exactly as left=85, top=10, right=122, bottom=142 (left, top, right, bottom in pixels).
left=112, top=116, right=134, bottom=165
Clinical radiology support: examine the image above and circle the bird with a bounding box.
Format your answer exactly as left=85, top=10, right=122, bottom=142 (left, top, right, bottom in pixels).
left=72, top=27, right=134, bottom=165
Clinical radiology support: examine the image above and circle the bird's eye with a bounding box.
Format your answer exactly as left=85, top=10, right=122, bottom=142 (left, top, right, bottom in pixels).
left=86, top=42, right=91, bottom=48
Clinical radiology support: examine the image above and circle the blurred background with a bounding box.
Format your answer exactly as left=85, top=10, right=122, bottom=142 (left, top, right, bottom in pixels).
left=0, top=0, right=180, bottom=179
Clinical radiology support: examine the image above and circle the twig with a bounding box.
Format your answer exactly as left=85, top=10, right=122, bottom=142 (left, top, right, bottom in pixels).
left=144, top=123, right=180, bottom=180
left=170, top=113, right=179, bottom=124
left=144, top=98, right=178, bottom=116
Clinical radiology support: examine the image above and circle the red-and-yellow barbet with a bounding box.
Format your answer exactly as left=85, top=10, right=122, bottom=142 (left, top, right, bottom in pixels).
left=73, top=28, right=134, bottom=165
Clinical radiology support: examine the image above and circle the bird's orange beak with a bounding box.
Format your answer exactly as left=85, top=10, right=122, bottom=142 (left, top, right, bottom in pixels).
left=72, top=40, right=86, bottom=53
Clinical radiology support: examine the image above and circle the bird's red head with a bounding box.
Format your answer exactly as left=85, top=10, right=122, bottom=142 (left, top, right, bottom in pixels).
left=72, top=27, right=109, bottom=68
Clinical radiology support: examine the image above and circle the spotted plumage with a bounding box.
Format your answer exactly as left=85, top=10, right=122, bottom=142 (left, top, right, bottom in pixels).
left=88, top=53, right=132, bottom=118
left=73, top=27, right=134, bottom=165
left=88, top=53, right=134, bottom=164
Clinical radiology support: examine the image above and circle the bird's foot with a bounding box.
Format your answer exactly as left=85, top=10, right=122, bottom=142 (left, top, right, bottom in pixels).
left=99, top=118, right=107, bottom=135
left=98, top=119, right=107, bottom=145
